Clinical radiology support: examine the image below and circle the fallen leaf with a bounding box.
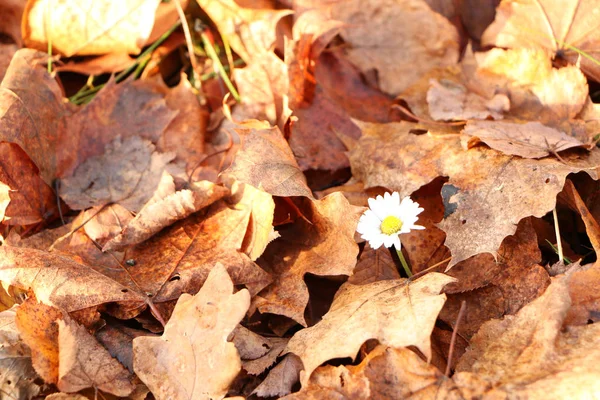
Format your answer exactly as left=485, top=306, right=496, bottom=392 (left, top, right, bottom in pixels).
left=314, top=0, right=459, bottom=95
left=482, top=0, right=600, bottom=82
left=349, top=121, right=600, bottom=266
left=23, top=0, right=161, bottom=56
left=0, top=142, right=60, bottom=225
left=195, top=0, right=292, bottom=63
left=253, top=193, right=362, bottom=325
left=348, top=247, right=400, bottom=285
left=133, top=264, right=250, bottom=400
left=57, top=317, right=134, bottom=396
left=96, top=322, right=157, bottom=373
left=0, top=43, right=18, bottom=82
left=59, top=136, right=175, bottom=211
left=462, top=120, right=587, bottom=158
left=221, top=123, right=313, bottom=198
left=455, top=270, right=600, bottom=398
left=0, top=306, right=41, bottom=400
left=253, top=354, right=303, bottom=398
left=286, top=272, right=455, bottom=386
left=103, top=174, right=229, bottom=251
left=0, top=49, right=68, bottom=185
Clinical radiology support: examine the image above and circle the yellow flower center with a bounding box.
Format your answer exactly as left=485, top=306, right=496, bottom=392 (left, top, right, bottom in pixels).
left=380, top=216, right=403, bottom=235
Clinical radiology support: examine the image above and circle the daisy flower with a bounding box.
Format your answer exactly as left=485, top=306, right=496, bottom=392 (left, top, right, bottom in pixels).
left=357, top=192, right=425, bottom=250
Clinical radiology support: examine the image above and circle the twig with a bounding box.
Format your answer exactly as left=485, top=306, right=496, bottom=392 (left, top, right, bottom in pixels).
left=445, top=300, right=466, bottom=377
left=553, top=207, right=564, bottom=263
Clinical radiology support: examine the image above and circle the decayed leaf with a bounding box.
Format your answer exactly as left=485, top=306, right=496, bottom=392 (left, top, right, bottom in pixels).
left=23, top=0, right=161, bottom=56
left=253, top=193, right=362, bottom=325
left=103, top=173, right=229, bottom=251
left=0, top=49, right=68, bottom=185
left=462, top=120, right=587, bottom=159
left=59, top=136, right=175, bottom=211
left=195, top=0, right=292, bottom=63
left=348, top=247, right=400, bottom=285
left=0, top=245, right=142, bottom=313
left=0, top=142, right=59, bottom=225
left=57, top=317, right=134, bottom=396
left=221, top=123, right=313, bottom=198
left=254, top=354, right=303, bottom=398
left=349, top=121, right=600, bottom=266
left=96, top=322, right=157, bottom=373
left=316, top=0, right=459, bottom=95
left=59, top=78, right=177, bottom=178
left=133, top=264, right=250, bottom=400
left=286, top=272, right=455, bottom=386
left=124, top=191, right=272, bottom=302
left=455, top=271, right=600, bottom=398
left=0, top=306, right=41, bottom=400
left=481, top=0, right=600, bottom=82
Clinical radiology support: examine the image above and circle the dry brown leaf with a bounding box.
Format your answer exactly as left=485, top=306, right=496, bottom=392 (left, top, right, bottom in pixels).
left=59, top=136, right=175, bottom=212
left=56, top=317, right=134, bottom=396
left=103, top=174, right=229, bottom=251
left=58, top=78, right=177, bottom=179
left=96, top=322, right=157, bottom=373
left=253, top=354, right=303, bottom=398
left=0, top=306, right=41, bottom=400
left=221, top=123, right=313, bottom=198
left=133, top=264, right=250, bottom=400
left=123, top=192, right=272, bottom=302
left=349, top=121, right=600, bottom=267
left=253, top=193, right=362, bottom=325
left=243, top=338, right=288, bottom=376
left=348, top=247, right=400, bottom=285
left=316, top=0, right=459, bottom=95
left=0, top=0, right=26, bottom=46
left=45, top=394, right=88, bottom=400
left=0, top=182, right=9, bottom=225
left=0, top=245, right=142, bottom=313
left=0, top=142, right=60, bottom=226
left=286, top=272, right=455, bottom=386
left=482, top=0, right=600, bottom=82
left=0, top=44, right=18, bottom=82
left=0, top=49, right=68, bottom=185
left=23, top=0, right=161, bottom=56
left=195, top=0, right=292, bottom=63
left=455, top=271, right=600, bottom=398
left=462, top=120, right=587, bottom=159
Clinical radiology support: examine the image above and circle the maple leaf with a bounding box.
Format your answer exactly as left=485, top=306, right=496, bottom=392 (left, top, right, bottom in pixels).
left=133, top=264, right=250, bottom=400
left=455, top=271, right=600, bottom=398
left=349, top=121, right=600, bottom=267
left=59, top=136, right=175, bottom=212
left=482, top=0, right=600, bottom=82
left=23, top=0, right=161, bottom=56
left=253, top=193, right=362, bottom=326
left=0, top=306, right=41, bottom=399
left=307, top=0, right=459, bottom=96
left=286, top=272, right=455, bottom=386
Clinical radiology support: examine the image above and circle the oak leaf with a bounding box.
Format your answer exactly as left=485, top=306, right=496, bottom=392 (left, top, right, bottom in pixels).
left=133, top=264, right=250, bottom=400
left=23, top=0, right=161, bottom=56
left=349, top=121, right=600, bottom=266
left=286, top=272, right=455, bottom=386
left=253, top=354, right=303, bottom=398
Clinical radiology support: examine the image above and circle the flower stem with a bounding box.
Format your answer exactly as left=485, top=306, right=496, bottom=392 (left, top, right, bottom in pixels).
left=395, top=247, right=412, bottom=277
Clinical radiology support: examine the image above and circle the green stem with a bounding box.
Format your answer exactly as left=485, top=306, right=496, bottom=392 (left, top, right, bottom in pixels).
left=395, top=246, right=412, bottom=277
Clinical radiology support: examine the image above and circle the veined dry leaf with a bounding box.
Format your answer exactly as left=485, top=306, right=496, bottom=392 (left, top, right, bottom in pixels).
left=96, top=322, right=157, bottom=373
left=454, top=271, right=600, bottom=398
left=462, top=120, right=587, bottom=159
left=482, top=0, right=600, bottom=82
left=0, top=49, right=68, bottom=185
left=0, top=245, right=142, bottom=313
left=56, top=318, right=134, bottom=396
left=348, top=247, right=400, bottom=285
left=103, top=173, right=229, bottom=251
left=0, top=306, right=41, bottom=400
left=0, top=43, right=18, bottom=82
left=349, top=121, right=600, bottom=267
left=133, top=264, right=250, bottom=400
left=123, top=192, right=272, bottom=302
left=59, top=136, right=175, bottom=212
left=0, top=142, right=59, bottom=226
left=312, top=0, right=459, bottom=95
left=221, top=123, right=313, bottom=198
left=253, top=193, right=362, bottom=325
left=286, top=272, right=455, bottom=386
left=195, top=0, right=292, bottom=63
left=23, top=0, right=161, bottom=56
